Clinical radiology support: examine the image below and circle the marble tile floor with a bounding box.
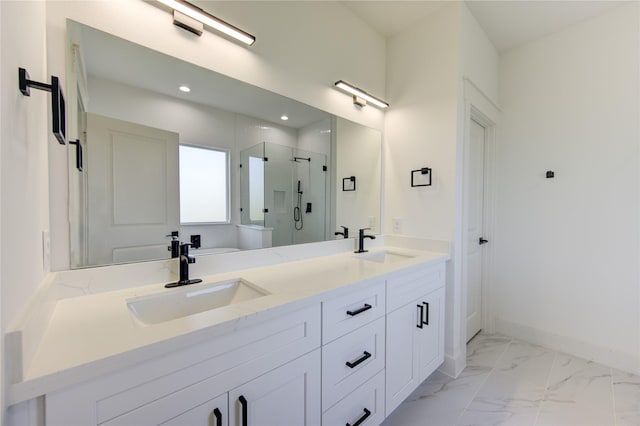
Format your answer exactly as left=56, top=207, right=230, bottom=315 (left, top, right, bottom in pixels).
left=382, top=333, right=640, bottom=426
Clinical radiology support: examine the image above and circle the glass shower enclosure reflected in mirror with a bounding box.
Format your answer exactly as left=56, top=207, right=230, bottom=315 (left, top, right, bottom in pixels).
left=240, top=142, right=327, bottom=247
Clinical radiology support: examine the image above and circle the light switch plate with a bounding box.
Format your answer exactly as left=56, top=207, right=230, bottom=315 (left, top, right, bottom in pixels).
left=392, top=218, right=402, bottom=234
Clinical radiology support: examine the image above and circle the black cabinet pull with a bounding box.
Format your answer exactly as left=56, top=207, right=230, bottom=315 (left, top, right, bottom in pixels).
left=239, top=395, right=248, bottom=426
left=422, top=301, right=430, bottom=326
left=479, top=237, right=489, bottom=245
left=213, top=408, right=222, bottom=426
left=346, top=408, right=371, bottom=426
left=417, top=304, right=424, bottom=328
left=345, top=351, right=372, bottom=368
left=346, top=303, right=372, bottom=317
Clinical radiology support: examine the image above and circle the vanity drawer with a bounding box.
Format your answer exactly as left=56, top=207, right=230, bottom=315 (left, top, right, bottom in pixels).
left=386, top=263, right=444, bottom=313
left=322, top=316, right=385, bottom=410
left=322, top=279, right=385, bottom=344
left=322, top=370, right=385, bottom=426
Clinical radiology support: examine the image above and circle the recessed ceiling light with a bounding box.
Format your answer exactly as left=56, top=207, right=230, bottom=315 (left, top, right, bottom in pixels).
left=281, top=115, right=289, bottom=121
left=179, top=85, right=191, bottom=93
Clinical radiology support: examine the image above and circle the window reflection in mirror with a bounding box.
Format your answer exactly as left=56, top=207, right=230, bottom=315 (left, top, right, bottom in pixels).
left=179, top=145, right=229, bottom=224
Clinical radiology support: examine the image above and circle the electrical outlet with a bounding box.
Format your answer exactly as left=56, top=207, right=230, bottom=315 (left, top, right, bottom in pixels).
left=190, top=234, right=201, bottom=249
left=42, top=230, right=50, bottom=271
left=392, top=218, right=402, bottom=234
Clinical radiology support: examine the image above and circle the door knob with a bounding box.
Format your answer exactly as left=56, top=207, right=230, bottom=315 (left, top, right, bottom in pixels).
left=479, top=237, right=489, bottom=245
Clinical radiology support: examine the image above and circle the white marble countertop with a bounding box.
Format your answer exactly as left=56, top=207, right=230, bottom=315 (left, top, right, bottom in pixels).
left=9, top=244, right=448, bottom=404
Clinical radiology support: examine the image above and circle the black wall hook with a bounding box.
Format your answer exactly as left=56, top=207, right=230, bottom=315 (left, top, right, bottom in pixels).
left=19, top=67, right=66, bottom=145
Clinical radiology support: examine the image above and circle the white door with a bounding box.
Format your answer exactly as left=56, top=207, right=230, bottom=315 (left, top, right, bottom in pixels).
left=466, top=118, right=487, bottom=341
left=86, top=113, right=180, bottom=266
left=228, top=350, right=321, bottom=426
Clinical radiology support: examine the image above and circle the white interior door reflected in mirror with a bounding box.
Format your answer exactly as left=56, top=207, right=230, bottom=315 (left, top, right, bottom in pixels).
left=85, top=113, right=179, bottom=266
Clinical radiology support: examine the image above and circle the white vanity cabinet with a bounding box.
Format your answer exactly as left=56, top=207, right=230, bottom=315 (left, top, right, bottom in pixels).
left=45, top=304, right=321, bottom=426
left=385, top=263, right=445, bottom=416
left=38, top=255, right=448, bottom=426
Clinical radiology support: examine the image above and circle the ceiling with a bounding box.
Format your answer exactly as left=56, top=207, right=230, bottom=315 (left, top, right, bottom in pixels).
left=342, top=1, right=628, bottom=51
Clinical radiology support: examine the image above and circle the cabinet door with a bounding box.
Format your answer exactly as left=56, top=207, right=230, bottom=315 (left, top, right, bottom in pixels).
left=228, top=350, right=321, bottom=426
left=161, top=393, right=228, bottom=426
left=103, top=391, right=228, bottom=426
left=417, top=287, right=445, bottom=382
left=385, top=299, right=421, bottom=416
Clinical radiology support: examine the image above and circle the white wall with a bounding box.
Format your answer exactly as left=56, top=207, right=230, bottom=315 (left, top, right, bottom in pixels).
left=460, top=5, right=499, bottom=105
left=385, top=2, right=499, bottom=376
left=1, top=1, right=49, bottom=422
left=494, top=4, right=640, bottom=372
left=385, top=3, right=464, bottom=375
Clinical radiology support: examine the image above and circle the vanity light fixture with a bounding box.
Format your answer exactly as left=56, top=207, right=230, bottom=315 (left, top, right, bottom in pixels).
left=280, top=115, right=289, bottom=121
left=179, top=85, right=191, bottom=93
left=334, top=80, right=389, bottom=109
left=157, top=0, right=256, bottom=46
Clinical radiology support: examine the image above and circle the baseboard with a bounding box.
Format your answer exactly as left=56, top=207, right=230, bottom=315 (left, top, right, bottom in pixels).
left=439, top=350, right=466, bottom=378
left=495, top=317, right=640, bottom=376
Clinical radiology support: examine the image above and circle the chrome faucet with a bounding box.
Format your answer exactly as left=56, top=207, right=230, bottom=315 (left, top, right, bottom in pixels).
left=355, top=228, right=376, bottom=253
left=334, top=226, right=349, bottom=239
left=165, top=243, right=203, bottom=288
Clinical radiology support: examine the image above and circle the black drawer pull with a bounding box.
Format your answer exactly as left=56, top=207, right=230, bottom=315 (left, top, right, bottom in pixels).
left=347, top=303, right=372, bottom=316
left=239, top=395, right=248, bottom=426
left=346, top=408, right=371, bottom=426
left=213, top=408, right=222, bottom=426
left=346, top=351, right=372, bottom=368
left=417, top=304, right=424, bottom=328
left=422, top=301, right=430, bottom=326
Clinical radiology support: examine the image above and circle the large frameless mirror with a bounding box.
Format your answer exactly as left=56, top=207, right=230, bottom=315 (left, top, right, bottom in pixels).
left=66, top=20, right=381, bottom=268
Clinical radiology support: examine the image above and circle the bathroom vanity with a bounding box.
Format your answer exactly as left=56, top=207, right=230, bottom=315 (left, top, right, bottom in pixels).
left=8, top=241, right=447, bottom=426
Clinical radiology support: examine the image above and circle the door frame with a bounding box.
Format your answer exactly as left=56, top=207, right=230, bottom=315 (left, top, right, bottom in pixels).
left=461, top=79, right=501, bottom=343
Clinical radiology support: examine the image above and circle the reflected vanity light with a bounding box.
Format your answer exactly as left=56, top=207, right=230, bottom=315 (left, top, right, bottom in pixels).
left=280, top=115, right=289, bottom=121
left=334, top=80, right=389, bottom=109
left=179, top=85, right=191, bottom=93
left=157, top=0, right=256, bottom=46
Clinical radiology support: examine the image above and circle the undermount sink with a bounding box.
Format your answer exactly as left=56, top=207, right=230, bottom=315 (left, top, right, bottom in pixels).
left=356, top=250, right=414, bottom=264
left=127, top=278, right=269, bottom=325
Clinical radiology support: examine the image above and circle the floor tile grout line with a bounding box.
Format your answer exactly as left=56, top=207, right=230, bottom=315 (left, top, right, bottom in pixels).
left=533, top=349, right=558, bottom=426
left=455, top=336, right=514, bottom=425
left=611, top=366, right=618, bottom=426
